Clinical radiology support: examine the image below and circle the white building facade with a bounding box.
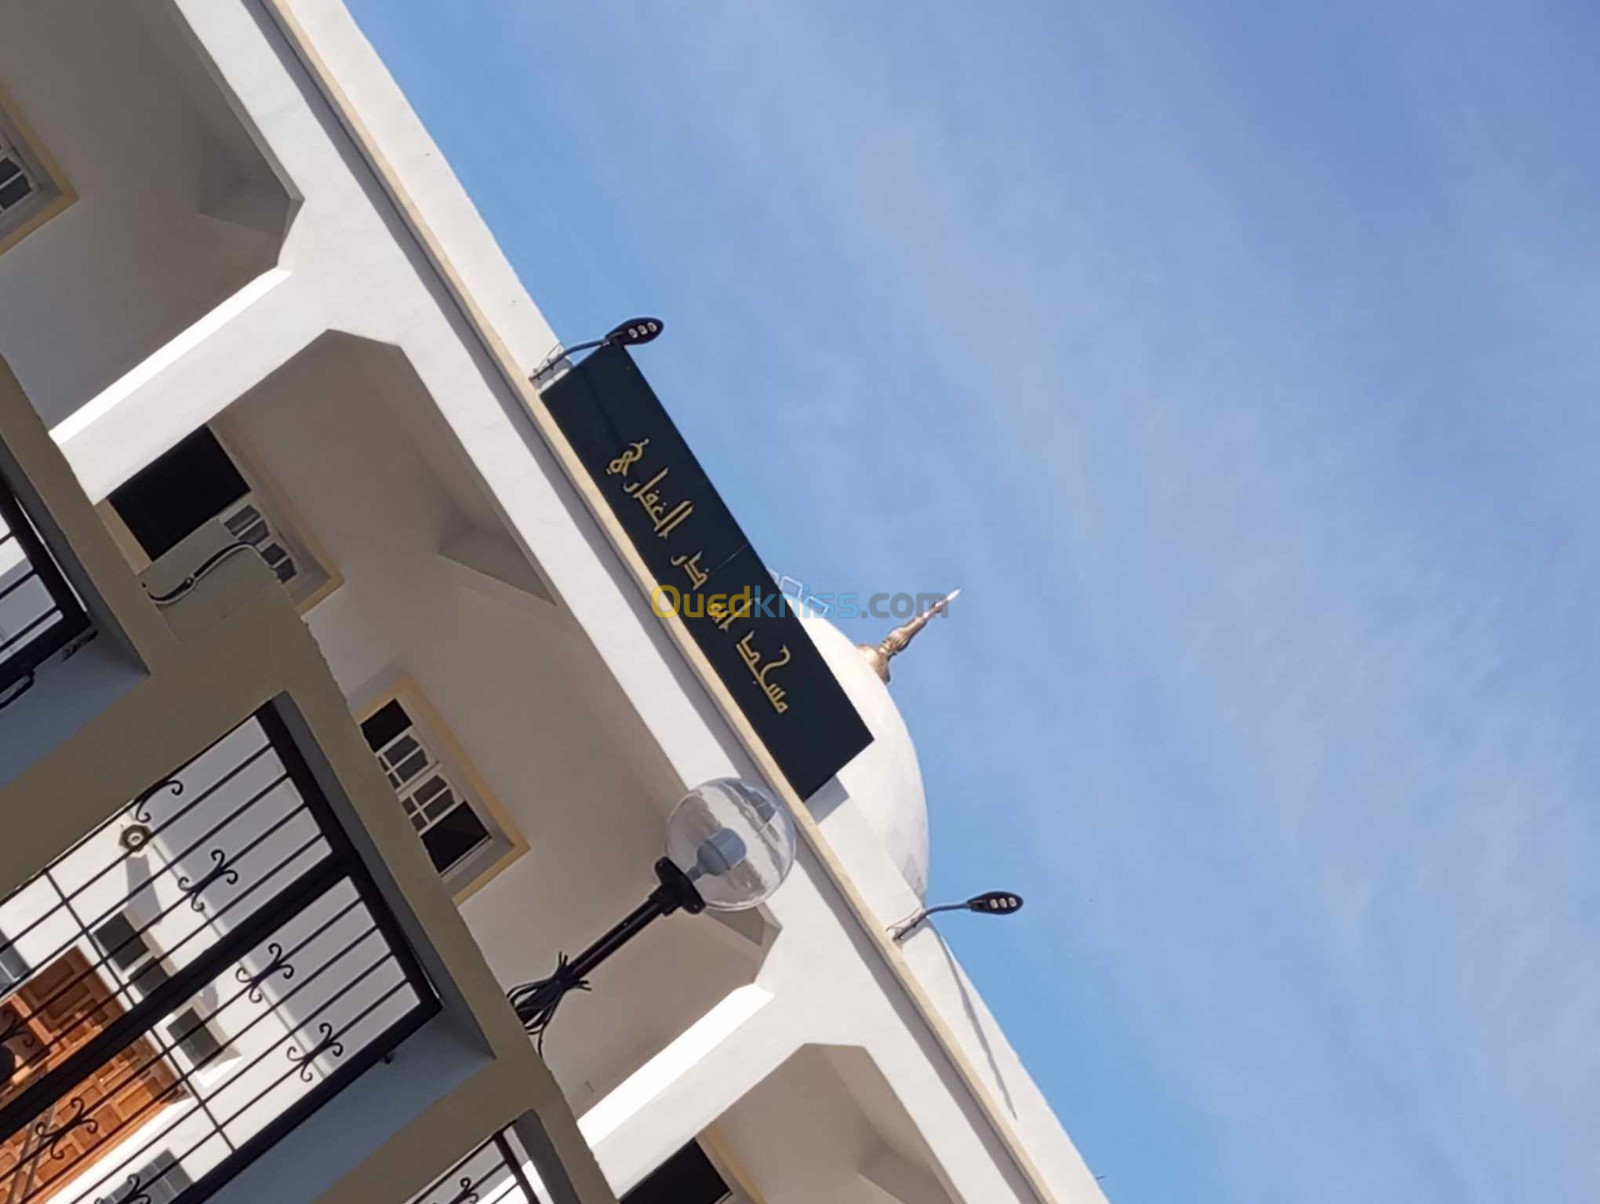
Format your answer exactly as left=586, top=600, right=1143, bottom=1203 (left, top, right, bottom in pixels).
left=0, top=3, right=1109, bottom=1202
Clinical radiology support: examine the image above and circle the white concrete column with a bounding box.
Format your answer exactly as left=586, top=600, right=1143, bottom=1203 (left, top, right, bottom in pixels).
left=578, top=984, right=799, bottom=1193
left=52, top=268, right=327, bottom=499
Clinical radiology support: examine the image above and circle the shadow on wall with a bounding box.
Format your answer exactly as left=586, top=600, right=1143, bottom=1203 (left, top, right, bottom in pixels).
left=708, top=1044, right=960, bottom=1204
left=0, top=0, right=294, bottom=428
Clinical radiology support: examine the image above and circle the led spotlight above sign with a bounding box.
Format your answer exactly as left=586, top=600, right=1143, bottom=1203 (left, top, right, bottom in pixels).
left=967, top=891, right=1024, bottom=915
left=541, top=343, right=872, bottom=799
left=604, top=316, right=664, bottom=346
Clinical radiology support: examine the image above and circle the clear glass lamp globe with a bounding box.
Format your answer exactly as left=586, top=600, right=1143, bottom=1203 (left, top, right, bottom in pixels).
left=664, top=779, right=797, bottom=912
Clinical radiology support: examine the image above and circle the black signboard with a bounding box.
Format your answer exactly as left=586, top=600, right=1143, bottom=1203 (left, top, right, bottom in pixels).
left=542, top=344, right=872, bottom=799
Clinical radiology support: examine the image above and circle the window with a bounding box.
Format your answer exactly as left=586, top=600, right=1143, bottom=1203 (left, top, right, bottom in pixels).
left=90, top=911, right=170, bottom=998
left=360, top=697, right=516, bottom=889
left=0, top=99, right=65, bottom=250
left=165, top=1008, right=223, bottom=1069
left=106, top=427, right=332, bottom=609
left=92, top=916, right=229, bottom=1070
left=104, top=1150, right=191, bottom=1204
left=622, top=1142, right=732, bottom=1204
left=220, top=496, right=296, bottom=584
left=0, top=134, right=35, bottom=220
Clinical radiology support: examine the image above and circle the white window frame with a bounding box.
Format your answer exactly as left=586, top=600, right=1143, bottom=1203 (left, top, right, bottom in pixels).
left=360, top=680, right=526, bottom=901
left=377, top=722, right=485, bottom=858
left=212, top=426, right=340, bottom=612
left=0, top=89, right=71, bottom=255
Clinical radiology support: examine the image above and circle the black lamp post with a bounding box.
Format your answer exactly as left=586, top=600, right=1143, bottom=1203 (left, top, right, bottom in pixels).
left=890, top=891, right=1024, bottom=942
left=507, top=778, right=795, bottom=1047
left=530, top=316, right=664, bottom=385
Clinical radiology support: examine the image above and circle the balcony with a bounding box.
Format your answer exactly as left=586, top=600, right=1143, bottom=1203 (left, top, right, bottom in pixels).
left=200, top=334, right=765, bottom=1113
left=0, top=469, right=90, bottom=707
left=0, top=704, right=438, bottom=1204
left=407, top=1128, right=547, bottom=1204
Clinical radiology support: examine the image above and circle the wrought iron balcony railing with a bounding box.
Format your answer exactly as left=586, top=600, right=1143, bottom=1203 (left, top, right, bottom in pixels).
left=0, top=705, right=439, bottom=1204
left=408, top=1128, right=546, bottom=1204
left=0, top=473, right=90, bottom=706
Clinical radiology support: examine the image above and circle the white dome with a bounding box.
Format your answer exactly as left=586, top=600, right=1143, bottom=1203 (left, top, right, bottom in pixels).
left=800, top=613, right=930, bottom=898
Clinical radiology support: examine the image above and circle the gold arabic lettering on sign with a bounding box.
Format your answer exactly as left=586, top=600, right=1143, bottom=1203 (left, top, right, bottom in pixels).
left=604, top=436, right=791, bottom=717
left=606, top=439, right=649, bottom=478
left=707, top=598, right=738, bottom=633
left=617, top=453, right=695, bottom=541
left=706, top=590, right=751, bottom=634
left=670, top=550, right=709, bottom=590
left=736, top=631, right=792, bottom=714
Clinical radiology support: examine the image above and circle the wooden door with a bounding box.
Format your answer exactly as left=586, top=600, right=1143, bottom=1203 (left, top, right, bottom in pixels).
left=0, top=948, right=185, bottom=1203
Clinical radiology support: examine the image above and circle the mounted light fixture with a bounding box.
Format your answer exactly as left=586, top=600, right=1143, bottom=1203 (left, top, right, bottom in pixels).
left=601, top=316, right=664, bottom=347
left=529, top=315, right=665, bottom=384
left=890, top=890, right=1025, bottom=941
left=118, top=821, right=155, bottom=854
left=507, top=778, right=795, bottom=1046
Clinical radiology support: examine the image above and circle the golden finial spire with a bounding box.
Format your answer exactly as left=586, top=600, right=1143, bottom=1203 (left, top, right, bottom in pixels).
left=857, top=590, right=960, bottom=684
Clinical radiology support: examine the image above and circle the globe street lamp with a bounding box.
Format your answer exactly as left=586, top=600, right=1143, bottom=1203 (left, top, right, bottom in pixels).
left=507, top=778, right=795, bottom=1046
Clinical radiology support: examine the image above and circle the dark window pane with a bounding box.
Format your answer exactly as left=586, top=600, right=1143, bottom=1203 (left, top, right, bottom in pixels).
left=420, top=805, right=490, bottom=874
left=0, top=172, right=30, bottom=211
left=108, top=1151, right=191, bottom=1204
left=421, top=788, right=458, bottom=823
left=221, top=502, right=262, bottom=533
left=390, top=746, right=428, bottom=785
left=130, top=958, right=170, bottom=997
left=0, top=157, right=20, bottom=186
left=380, top=734, right=420, bottom=766
left=622, top=1142, right=730, bottom=1204
left=262, top=543, right=296, bottom=582
left=107, top=427, right=250, bottom=559
left=411, top=774, right=449, bottom=809
left=228, top=515, right=269, bottom=546
left=167, top=1008, right=223, bottom=1066
left=360, top=699, right=412, bottom=753
left=92, top=912, right=150, bottom=972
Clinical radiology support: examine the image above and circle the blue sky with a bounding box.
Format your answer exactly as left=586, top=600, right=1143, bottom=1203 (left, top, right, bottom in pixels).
left=348, top=2, right=1599, bottom=1199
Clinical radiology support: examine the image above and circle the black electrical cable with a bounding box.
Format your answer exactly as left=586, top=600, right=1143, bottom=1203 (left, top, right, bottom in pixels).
left=143, top=542, right=259, bottom=606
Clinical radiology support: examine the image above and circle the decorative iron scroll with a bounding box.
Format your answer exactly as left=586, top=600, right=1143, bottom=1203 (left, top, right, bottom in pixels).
left=0, top=706, right=439, bottom=1204
left=235, top=942, right=293, bottom=1004
left=408, top=1128, right=546, bottom=1204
